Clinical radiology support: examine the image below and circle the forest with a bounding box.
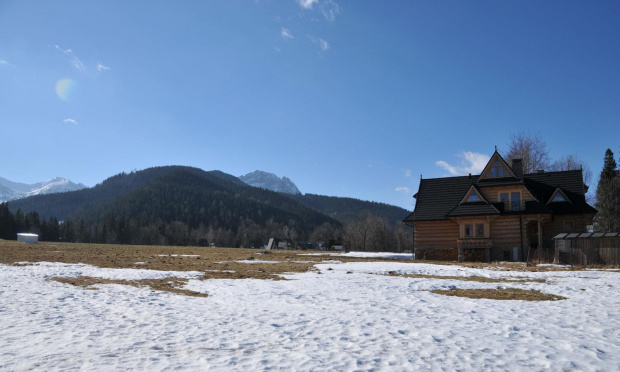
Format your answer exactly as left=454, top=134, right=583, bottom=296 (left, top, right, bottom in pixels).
left=2, top=166, right=413, bottom=251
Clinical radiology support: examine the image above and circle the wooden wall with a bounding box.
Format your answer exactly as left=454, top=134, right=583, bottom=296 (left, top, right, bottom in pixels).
left=489, top=215, right=525, bottom=260
left=490, top=215, right=524, bottom=248
left=414, top=220, right=459, bottom=249
left=542, top=215, right=591, bottom=247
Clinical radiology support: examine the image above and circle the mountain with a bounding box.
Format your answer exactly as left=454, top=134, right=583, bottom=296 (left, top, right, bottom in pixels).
left=288, top=193, right=410, bottom=227
left=0, top=177, right=86, bottom=203
left=8, top=166, right=339, bottom=246
left=239, top=171, right=301, bottom=195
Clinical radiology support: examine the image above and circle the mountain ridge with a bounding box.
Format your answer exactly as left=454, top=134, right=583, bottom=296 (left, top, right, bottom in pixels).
left=0, top=176, right=86, bottom=203
left=239, top=170, right=301, bottom=195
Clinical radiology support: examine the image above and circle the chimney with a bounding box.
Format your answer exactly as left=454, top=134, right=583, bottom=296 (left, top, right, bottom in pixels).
left=512, top=158, right=523, bottom=178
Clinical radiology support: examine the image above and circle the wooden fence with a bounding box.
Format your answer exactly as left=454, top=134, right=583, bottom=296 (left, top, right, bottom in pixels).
left=554, top=232, right=620, bottom=266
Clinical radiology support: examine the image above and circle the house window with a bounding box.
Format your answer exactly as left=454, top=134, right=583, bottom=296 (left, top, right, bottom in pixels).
left=485, top=160, right=511, bottom=179
left=552, top=193, right=566, bottom=202
left=511, top=192, right=520, bottom=211
left=476, top=224, right=485, bottom=237
left=464, top=223, right=485, bottom=238
left=466, top=193, right=481, bottom=202
left=565, top=221, right=575, bottom=231
left=465, top=224, right=474, bottom=237
left=499, top=191, right=522, bottom=211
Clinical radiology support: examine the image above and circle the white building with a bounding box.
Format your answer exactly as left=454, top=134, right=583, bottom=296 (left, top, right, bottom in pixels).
left=17, top=233, right=38, bottom=244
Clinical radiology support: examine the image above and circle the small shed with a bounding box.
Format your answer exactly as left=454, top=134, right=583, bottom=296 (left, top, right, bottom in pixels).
left=17, top=233, right=39, bottom=244
left=554, top=232, right=620, bottom=265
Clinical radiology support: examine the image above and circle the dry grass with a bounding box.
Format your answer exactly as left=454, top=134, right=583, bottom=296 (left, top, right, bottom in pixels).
left=0, top=240, right=330, bottom=276
left=52, top=276, right=208, bottom=297
left=384, top=272, right=546, bottom=283
left=1, top=240, right=571, bottom=298
left=432, top=288, right=566, bottom=301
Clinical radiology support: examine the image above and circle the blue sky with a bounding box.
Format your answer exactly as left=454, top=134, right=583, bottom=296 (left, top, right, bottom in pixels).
left=1, top=1, right=618, bottom=210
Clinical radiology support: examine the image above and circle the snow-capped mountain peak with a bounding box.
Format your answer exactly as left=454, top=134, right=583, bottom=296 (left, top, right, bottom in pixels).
left=0, top=177, right=87, bottom=203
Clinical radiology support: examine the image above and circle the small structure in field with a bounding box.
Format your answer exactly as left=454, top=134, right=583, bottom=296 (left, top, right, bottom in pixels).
left=17, top=233, right=39, bottom=244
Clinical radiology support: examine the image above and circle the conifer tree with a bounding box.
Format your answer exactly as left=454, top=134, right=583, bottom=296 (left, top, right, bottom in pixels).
left=594, top=148, right=620, bottom=232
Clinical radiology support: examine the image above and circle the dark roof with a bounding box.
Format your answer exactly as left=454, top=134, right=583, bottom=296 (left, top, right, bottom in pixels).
left=404, top=175, right=475, bottom=221
left=523, top=170, right=596, bottom=215
left=447, top=202, right=500, bottom=217
left=404, top=169, right=596, bottom=223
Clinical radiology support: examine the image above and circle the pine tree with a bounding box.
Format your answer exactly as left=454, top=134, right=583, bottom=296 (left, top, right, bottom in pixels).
left=0, top=203, right=16, bottom=239
left=595, top=148, right=620, bottom=232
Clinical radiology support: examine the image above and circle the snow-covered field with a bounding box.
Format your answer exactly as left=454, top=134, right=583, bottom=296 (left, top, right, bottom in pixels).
left=2, top=256, right=620, bottom=371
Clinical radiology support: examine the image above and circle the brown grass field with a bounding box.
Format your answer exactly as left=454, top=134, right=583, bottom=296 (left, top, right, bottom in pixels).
left=1, top=239, right=570, bottom=301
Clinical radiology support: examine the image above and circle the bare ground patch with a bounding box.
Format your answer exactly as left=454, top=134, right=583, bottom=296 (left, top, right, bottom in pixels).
left=52, top=276, right=208, bottom=297
left=432, top=288, right=566, bottom=301
left=384, top=272, right=547, bottom=283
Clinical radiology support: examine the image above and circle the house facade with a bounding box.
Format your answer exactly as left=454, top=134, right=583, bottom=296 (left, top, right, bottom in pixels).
left=403, top=151, right=597, bottom=262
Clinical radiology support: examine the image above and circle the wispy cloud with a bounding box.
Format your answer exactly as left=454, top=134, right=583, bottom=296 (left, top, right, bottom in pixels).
left=436, top=151, right=490, bottom=176
left=71, top=57, right=86, bottom=72
left=297, top=0, right=339, bottom=21
left=317, top=38, right=330, bottom=51
left=54, top=45, right=72, bottom=55
left=53, top=44, right=87, bottom=72
left=404, top=169, right=412, bottom=178
left=63, top=118, right=79, bottom=125
left=395, top=187, right=410, bottom=194
left=0, top=59, right=8, bottom=65
left=320, top=0, right=340, bottom=21
left=281, top=28, right=294, bottom=40
left=297, top=0, right=319, bottom=9
left=97, top=63, right=110, bottom=72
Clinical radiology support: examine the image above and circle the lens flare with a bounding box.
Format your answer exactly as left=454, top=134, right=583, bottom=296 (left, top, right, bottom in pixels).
left=56, top=78, right=77, bottom=102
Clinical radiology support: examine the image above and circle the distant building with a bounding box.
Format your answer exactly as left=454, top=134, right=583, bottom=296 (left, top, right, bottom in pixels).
left=17, top=233, right=38, bottom=244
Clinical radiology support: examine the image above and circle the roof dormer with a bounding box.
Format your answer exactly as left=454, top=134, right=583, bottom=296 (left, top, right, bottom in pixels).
left=460, top=185, right=488, bottom=204
left=478, top=150, right=517, bottom=182
left=547, top=187, right=571, bottom=204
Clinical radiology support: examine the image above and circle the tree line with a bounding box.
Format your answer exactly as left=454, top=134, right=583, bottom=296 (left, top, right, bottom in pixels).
left=0, top=201, right=413, bottom=251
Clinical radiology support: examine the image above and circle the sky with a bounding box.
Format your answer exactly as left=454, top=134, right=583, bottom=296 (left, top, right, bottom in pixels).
left=1, top=1, right=618, bottom=210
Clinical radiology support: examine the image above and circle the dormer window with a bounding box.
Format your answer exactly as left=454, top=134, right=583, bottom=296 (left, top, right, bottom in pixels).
left=552, top=193, right=566, bottom=202
left=480, top=153, right=514, bottom=180
left=466, top=193, right=481, bottom=202
left=461, top=186, right=486, bottom=204
left=548, top=188, right=571, bottom=204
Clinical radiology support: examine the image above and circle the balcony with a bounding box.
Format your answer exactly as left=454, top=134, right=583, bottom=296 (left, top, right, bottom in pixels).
left=498, top=201, right=526, bottom=212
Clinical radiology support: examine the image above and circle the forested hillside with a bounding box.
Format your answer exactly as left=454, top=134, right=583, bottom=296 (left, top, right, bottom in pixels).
left=6, top=167, right=339, bottom=247
left=4, top=166, right=412, bottom=250
left=289, top=193, right=410, bottom=226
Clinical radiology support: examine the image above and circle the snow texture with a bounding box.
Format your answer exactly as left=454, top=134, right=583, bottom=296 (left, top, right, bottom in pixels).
left=1, top=258, right=620, bottom=371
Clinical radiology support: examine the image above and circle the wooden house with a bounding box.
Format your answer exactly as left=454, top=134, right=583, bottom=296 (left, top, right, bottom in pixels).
left=403, top=150, right=597, bottom=262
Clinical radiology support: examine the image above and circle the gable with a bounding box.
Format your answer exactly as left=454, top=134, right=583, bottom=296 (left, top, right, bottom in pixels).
left=547, top=187, right=571, bottom=204
left=478, top=151, right=516, bottom=182
left=460, top=185, right=487, bottom=204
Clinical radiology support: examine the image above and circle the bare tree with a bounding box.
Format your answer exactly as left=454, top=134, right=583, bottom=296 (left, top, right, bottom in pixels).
left=504, top=131, right=550, bottom=174
left=310, top=222, right=338, bottom=249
